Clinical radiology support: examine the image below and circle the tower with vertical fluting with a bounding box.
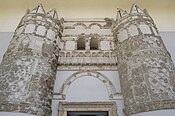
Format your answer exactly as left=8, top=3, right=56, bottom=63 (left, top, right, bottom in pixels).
left=112, top=4, right=175, bottom=116
left=0, top=5, right=62, bottom=116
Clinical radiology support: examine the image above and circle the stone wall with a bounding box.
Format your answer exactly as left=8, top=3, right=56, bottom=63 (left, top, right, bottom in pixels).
left=0, top=3, right=175, bottom=116
left=0, top=5, right=62, bottom=116
left=113, top=4, right=175, bottom=115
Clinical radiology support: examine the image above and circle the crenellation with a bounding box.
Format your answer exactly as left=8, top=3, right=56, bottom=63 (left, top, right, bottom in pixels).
left=0, top=4, right=62, bottom=116
left=0, top=3, right=175, bottom=116
left=113, top=4, right=175, bottom=116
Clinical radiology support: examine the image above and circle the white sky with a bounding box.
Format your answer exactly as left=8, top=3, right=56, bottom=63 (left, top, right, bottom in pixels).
left=0, top=0, right=175, bottom=32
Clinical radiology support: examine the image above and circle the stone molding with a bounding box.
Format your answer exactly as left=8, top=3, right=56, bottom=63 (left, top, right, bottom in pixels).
left=1, top=3, right=175, bottom=116
left=57, top=65, right=118, bottom=71
left=58, top=102, right=118, bottom=116
left=53, top=71, right=121, bottom=100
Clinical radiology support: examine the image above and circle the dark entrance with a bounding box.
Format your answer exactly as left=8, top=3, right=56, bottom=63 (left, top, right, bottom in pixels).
left=67, top=111, right=108, bottom=116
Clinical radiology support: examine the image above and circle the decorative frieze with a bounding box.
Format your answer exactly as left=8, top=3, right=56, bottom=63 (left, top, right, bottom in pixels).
left=0, top=3, right=175, bottom=116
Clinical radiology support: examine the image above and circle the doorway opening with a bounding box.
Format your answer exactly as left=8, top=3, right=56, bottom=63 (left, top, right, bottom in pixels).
left=68, top=111, right=108, bottom=116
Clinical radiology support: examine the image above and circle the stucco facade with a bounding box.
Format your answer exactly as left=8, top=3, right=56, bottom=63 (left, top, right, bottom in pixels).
left=0, top=4, right=175, bottom=116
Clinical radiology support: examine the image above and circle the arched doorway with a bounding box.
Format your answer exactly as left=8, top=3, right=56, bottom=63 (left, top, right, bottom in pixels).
left=57, top=71, right=118, bottom=100
left=56, top=72, right=119, bottom=116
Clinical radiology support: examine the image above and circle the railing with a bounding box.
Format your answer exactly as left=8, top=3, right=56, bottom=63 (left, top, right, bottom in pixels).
left=58, top=56, right=117, bottom=65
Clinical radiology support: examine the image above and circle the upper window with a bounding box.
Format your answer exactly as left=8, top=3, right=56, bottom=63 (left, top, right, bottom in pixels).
left=77, top=38, right=85, bottom=50
left=90, top=38, right=98, bottom=50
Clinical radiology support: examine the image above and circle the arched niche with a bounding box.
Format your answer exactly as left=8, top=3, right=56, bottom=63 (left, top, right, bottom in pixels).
left=77, top=38, right=85, bottom=50
left=88, top=23, right=103, bottom=29
left=73, top=23, right=87, bottom=29
left=57, top=71, right=118, bottom=100
left=90, top=37, right=99, bottom=50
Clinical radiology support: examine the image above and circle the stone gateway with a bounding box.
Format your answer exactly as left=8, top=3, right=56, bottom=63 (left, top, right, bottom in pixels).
left=0, top=4, right=175, bottom=116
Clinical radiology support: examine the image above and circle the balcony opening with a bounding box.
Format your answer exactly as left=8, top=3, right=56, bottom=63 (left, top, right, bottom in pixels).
left=90, top=38, right=98, bottom=50
left=77, top=38, right=85, bottom=50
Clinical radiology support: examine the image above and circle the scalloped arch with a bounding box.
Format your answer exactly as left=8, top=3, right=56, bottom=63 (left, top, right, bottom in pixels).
left=73, top=23, right=87, bottom=29
left=88, top=23, right=103, bottom=29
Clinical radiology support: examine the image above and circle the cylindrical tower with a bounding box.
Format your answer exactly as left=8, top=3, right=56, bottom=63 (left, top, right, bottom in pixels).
left=0, top=5, right=62, bottom=116
left=112, top=4, right=175, bottom=116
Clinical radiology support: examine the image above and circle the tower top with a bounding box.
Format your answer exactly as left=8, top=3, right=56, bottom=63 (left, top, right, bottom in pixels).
left=23, top=4, right=60, bottom=21
left=116, top=8, right=128, bottom=20
left=46, top=9, right=59, bottom=19
left=30, top=4, right=45, bottom=14
left=130, top=4, right=144, bottom=14
left=116, top=4, right=149, bottom=21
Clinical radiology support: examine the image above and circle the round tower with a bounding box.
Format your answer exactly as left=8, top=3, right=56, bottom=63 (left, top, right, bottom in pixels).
left=112, top=4, right=175, bottom=116
left=0, top=5, right=62, bottom=116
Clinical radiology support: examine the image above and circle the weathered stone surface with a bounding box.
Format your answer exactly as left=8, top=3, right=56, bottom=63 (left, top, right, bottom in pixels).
left=113, top=5, right=175, bottom=115
left=0, top=4, right=62, bottom=116
left=0, top=4, right=175, bottom=116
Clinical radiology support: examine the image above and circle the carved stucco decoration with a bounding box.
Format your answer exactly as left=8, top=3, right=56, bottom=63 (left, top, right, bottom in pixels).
left=0, top=4, right=62, bottom=116
left=0, top=3, right=175, bottom=116
left=57, top=65, right=118, bottom=71
left=104, top=17, right=113, bottom=28
left=54, top=71, right=120, bottom=100
left=65, top=19, right=112, bottom=29
left=112, top=4, right=175, bottom=115
left=73, top=22, right=88, bottom=29
left=57, top=50, right=118, bottom=70
left=88, top=23, right=103, bottom=29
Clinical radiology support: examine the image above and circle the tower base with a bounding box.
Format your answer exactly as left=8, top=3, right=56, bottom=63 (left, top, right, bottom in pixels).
left=131, top=109, right=175, bottom=116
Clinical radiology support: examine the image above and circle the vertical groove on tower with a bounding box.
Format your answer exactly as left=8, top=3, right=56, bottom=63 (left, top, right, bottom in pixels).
left=112, top=4, right=175, bottom=115
left=0, top=5, right=63, bottom=116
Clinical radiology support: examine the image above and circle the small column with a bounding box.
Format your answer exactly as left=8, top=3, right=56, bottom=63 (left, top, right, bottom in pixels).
left=86, top=37, right=90, bottom=50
